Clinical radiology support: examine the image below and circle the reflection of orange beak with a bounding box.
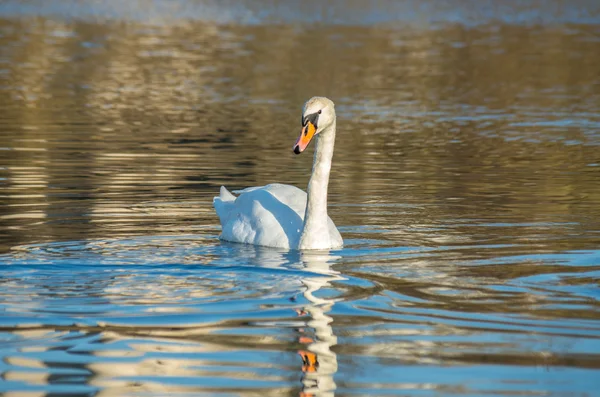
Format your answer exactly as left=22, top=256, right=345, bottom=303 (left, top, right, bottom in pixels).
left=293, top=121, right=317, bottom=154
left=298, top=349, right=318, bottom=372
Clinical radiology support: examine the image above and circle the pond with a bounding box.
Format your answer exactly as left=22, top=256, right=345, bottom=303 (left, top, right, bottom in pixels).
left=1, top=1, right=600, bottom=396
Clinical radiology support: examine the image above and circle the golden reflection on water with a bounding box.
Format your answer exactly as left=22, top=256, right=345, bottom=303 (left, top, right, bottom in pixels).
left=1, top=16, right=599, bottom=253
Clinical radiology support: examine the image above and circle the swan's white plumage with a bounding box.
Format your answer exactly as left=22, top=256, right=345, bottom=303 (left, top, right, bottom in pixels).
left=213, top=184, right=342, bottom=249
left=213, top=96, right=343, bottom=250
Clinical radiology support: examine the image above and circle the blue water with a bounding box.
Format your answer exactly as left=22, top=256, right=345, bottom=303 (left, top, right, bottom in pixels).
left=2, top=233, right=599, bottom=395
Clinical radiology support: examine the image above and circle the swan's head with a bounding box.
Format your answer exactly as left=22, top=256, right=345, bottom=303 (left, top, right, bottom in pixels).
left=293, top=96, right=335, bottom=154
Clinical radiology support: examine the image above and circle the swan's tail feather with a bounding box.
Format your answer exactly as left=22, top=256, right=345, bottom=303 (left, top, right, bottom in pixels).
left=219, top=186, right=236, bottom=202
left=213, top=186, right=236, bottom=226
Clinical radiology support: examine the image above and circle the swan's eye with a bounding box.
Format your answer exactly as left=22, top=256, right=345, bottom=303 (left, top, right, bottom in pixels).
left=318, top=109, right=322, bottom=114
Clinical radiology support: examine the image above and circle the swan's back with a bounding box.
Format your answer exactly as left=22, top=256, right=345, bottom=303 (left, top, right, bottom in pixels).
left=213, top=184, right=307, bottom=249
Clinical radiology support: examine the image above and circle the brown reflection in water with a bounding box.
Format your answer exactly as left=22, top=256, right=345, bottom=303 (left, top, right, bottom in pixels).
left=0, top=17, right=599, bottom=253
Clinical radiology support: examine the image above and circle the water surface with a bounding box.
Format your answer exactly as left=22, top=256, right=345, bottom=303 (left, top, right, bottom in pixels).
left=1, top=1, right=600, bottom=396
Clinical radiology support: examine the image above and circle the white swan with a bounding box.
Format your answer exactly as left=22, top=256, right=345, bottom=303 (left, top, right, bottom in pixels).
left=213, top=96, right=343, bottom=250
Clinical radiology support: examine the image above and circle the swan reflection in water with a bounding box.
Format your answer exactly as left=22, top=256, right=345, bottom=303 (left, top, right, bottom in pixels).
left=294, top=250, right=342, bottom=397
left=210, top=245, right=342, bottom=396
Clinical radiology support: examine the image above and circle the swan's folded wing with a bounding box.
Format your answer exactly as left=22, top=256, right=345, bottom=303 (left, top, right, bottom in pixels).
left=218, top=186, right=305, bottom=249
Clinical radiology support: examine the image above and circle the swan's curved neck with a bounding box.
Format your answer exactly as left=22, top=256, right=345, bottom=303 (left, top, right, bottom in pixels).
left=299, top=119, right=336, bottom=249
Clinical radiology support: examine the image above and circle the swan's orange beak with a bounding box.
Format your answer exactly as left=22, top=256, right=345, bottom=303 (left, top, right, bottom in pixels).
left=293, top=121, right=317, bottom=154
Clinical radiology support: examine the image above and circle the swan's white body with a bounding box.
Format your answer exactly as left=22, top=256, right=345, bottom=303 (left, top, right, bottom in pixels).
left=213, top=97, right=343, bottom=250
left=214, top=184, right=342, bottom=249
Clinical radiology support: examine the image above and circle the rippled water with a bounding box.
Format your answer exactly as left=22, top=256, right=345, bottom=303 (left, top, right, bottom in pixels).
left=1, top=1, right=600, bottom=396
